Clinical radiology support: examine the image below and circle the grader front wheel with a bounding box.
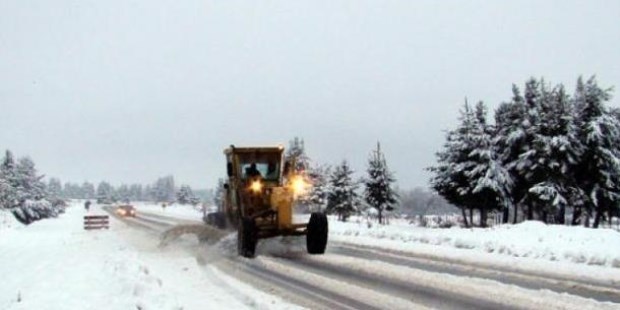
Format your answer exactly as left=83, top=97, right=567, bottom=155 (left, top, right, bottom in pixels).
left=238, top=217, right=257, bottom=258
left=306, top=212, right=328, bottom=254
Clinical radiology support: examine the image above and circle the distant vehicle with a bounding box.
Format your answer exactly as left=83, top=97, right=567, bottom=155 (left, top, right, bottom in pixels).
left=115, top=204, right=136, bottom=217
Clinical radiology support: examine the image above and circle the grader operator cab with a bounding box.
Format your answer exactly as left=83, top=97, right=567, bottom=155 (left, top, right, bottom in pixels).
left=207, top=145, right=328, bottom=258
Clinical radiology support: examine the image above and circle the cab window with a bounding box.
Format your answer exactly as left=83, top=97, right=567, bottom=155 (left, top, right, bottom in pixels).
left=240, top=162, right=279, bottom=181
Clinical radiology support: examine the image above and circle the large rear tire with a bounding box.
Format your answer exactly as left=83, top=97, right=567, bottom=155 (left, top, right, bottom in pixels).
left=306, top=212, right=328, bottom=254
left=238, top=217, right=257, bottom=258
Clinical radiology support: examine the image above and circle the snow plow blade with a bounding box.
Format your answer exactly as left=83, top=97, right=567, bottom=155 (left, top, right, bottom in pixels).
left=159, top=224, right=229, bottom=247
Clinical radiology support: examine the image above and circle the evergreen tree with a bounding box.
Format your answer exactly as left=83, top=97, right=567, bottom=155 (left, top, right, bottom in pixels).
left=363, top=142, right=398, bottom=224
left=117, top=184, right=131, bottom=203
left=176, top=185, right=198, bottom=205
left=285, top=137, right=310, bottom=172
left=326, top=160, right=360, bottom=221
left=495, top=79, right=570, bottom=222
left=307, top=164, right=331, bottom=212
left=47, top=178, right=63, bottom=200
left=0, top=177, right=12, bottom=209
left=96, top=181, right=115, bottom=203
left=526, top=84, right=583, bottom=223
left=467, top=101, right=512, bottom=227
left=129, top=184, right=143, bottom=201
left=573, top=76, right=620, bottom=228
left=63, top=182, right=83, bottom=199
left=212, top=178, right=225, bottom=208
left=144, top=185, right=153, bottom=201
left=430, top=101, right=512, bottom=227
left=514, top=78, right=545, bottom=220
left=611, top=108, right=620, bottom=121
left=0, top=150, right=18, bottom=209
left=428, top=101, right=479, bottom=227
left=494, top=86, right=530, bottom=223
left=15, top=157, right=47, bottom=202
left=432, top=76, right=619, bottom=228
left=153, top=176, right=175, bottom=203
left=82, top=182, right=96, bottom=200
left=0, top=151, right=60, bottom=223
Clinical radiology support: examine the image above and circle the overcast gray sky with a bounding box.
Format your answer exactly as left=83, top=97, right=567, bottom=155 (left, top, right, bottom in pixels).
left=1, top=0, right=619, bottom=189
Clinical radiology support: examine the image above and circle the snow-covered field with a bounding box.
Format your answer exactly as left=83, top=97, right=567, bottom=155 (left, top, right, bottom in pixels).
left=330, top=216, right=620, bottom=268
left=0, top=203, right=300, bottom=310
left=330, top=217, right=620, bottom=284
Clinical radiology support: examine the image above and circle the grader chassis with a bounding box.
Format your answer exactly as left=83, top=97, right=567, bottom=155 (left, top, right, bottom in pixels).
left=206, top=145, right=328, bottom=258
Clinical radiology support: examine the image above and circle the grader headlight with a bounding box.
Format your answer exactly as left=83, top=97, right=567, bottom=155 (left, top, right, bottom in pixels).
left=250, top=180, right=263, bottom=193
left=290, top=175, right=310, bottom=197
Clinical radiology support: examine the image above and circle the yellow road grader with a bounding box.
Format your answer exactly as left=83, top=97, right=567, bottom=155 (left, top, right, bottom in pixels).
left=206, top=145, right=328, bottom=258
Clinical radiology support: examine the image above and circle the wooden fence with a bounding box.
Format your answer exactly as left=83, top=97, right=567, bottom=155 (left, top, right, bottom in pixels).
left=84, top=215, right=109, bottom=230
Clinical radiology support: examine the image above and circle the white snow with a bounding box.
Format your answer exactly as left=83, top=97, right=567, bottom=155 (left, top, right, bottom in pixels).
left=121, top=203, right=620, bottom=283
left=255, top=256, right=430, bottom=310
left=329, top=216, right=620, bottom=283
left=4, top=201, right=620, bottom=309
left=0, top=210, right=22, bottom=231
left=299, top=254, right=620, bottom=310
left=133, top=202, right=205, bottom=222
left=0, top=202, right=302, bottom=310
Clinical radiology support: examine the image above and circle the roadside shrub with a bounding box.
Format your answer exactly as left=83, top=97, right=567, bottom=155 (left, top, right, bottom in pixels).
left=12, top=199, right=62, bottom=225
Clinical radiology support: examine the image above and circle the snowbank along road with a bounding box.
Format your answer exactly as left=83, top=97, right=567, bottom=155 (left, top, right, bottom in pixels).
left=105, top=204, right=620, bottom=310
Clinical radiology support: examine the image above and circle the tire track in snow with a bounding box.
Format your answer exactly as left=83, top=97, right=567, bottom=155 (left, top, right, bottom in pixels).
left=330, top=242, right=620, bottom=303
left=261, top=253, right=511, bottom=310
left=265, top=253, right=620, bottom=310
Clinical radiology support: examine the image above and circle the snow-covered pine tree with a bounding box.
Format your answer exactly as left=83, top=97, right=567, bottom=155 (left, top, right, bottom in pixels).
left=153, top=176, right=176, bottom=203
left=363, top=142, right=398, bottom=225
left=63, top=182, right=83, bottom=199
left=163, top=176, right=176, bottom=203
left=515, top=78, right=545, bottom=220
left=0, top=150, right=19, bottom=209
left=213, top=178, right=225, bottom=209
left=466, top=101, right=512, bottom=227
left=144, top=185, right=153, bottom=201
left=176, top=185, right=197, bottom=205
left=47, top=178, right=63, bottom=200
left=526, top=84, right=583, bottom=224
left=81, top=182, right=96, bottom=200
left=428, top=101, right=479, bottom=227
left=15, top=157, right=47, bottom=202
left=285, top=137, right=314, bottom=210
left=307, top=164, right=331, bottom=212
left=611, top=108, right=620, bottom=121
left=494, top=85, right=530, bottom=223
left=285, top=137, right=310, bottom=172
left=129, top=184, right=143, bottom=202
left=0, top=177, right=12, bottom=210
left=326, top=160, right=360, bottom=222
left=96, top=181, right=115, bottom=204
left=573, top=76, right=620, bottom=228
left=117, top=184, right=131, bottom=203
left=1, top=154, right=59, bottom=223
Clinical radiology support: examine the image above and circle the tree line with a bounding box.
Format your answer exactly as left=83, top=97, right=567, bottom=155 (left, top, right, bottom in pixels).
left=429, top=76, right=620, bottom=228
left=0, top=148, right=210, bottom=225
left=50, top=175, right=204, bottom=206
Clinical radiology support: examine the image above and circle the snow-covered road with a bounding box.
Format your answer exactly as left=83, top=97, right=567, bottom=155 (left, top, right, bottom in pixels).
left=119, top=204, right=620, bottom=309
left=3, top=202, right=620, bottom=310
left=0, top=203, right=302, bottom=310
